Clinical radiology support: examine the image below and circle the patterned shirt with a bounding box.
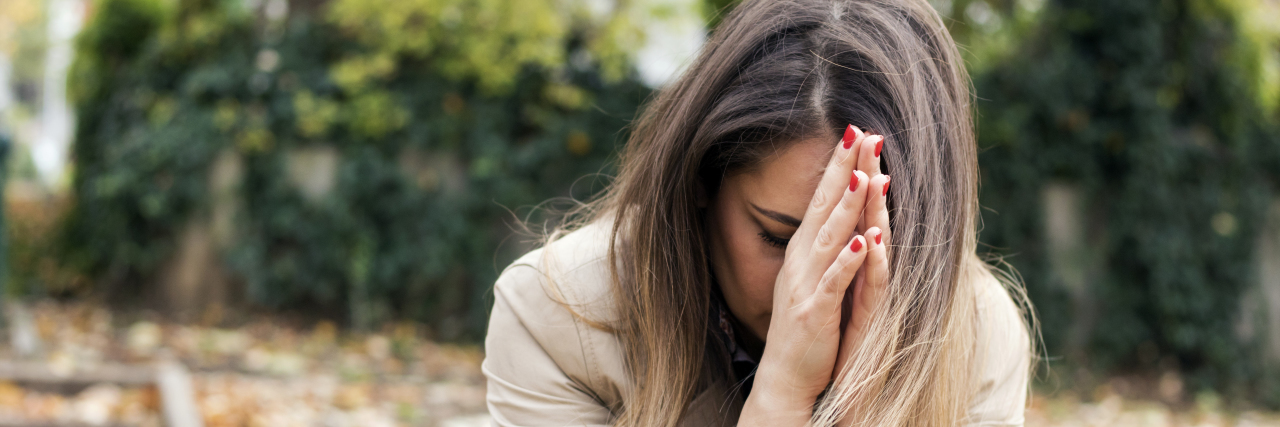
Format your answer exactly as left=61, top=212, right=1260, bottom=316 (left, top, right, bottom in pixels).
left=709, top=289, right=759, bottom=397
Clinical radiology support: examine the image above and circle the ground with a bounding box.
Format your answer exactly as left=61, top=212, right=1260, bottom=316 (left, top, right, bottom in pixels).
left=0, top=301, right=1277, bottom=426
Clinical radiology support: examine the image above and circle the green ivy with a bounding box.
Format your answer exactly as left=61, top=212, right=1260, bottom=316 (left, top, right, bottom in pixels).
left=61, top=0, right=649, bottom=337
left=974, top=0, right=1280, bottom=402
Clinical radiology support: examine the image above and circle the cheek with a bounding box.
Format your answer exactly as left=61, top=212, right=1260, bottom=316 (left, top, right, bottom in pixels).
left=731, top=245, right=782, bottom=309
left=714, top=203, right=784, bottom=315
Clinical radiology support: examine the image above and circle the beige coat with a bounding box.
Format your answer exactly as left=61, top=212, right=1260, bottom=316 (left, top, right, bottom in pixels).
left=483, top=221, right=1031, bottom=426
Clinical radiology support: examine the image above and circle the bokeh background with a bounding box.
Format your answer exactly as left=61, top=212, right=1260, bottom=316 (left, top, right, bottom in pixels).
left=0, top=0, right=1279, bottom=425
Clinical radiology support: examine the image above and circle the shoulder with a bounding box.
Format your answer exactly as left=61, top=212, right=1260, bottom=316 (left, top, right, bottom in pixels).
left=497, top=219, right=622, bottom=325
left=967, top=261, right=1032, bottom=425
left=486, top=219, right=629, bottom=408
left=972, top=265, right=1030, bottom=358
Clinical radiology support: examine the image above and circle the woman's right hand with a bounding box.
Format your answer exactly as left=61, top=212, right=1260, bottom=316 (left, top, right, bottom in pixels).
left=739, top=126, right=883, bottom=426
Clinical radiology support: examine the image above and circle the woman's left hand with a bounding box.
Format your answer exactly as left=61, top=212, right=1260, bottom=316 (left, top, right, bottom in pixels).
left=835, top=134, right=892, bottom=381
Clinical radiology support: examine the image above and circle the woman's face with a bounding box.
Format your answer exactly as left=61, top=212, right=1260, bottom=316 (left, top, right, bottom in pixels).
left=705, top=139, right=831, bottom=346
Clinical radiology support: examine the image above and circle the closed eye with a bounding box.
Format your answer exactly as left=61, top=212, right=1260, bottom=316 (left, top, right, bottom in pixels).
left=758, top=232, right=790, bottom=248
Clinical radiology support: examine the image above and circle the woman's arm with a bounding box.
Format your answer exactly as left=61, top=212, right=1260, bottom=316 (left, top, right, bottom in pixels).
left=483, top=264, right=614, bottom=427
left=966, top=274, right=1032, bottom=426
left=738, top=126, right=886, bottom=426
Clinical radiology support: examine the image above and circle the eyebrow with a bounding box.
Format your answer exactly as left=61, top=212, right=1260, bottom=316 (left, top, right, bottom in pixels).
left=750, top=203, right=802, bottom=228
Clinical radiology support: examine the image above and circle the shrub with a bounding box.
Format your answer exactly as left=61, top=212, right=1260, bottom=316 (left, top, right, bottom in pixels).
left=62, top=0, right=650, bottom=337
left=973, top=0, right=1280, bottom=401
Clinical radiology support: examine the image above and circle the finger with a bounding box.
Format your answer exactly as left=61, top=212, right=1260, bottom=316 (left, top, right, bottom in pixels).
left=849, top=227, right=889, bottom=334
left=808, top=170, right=869, bottom=271
left=834, top=273, right=864, bottom=381
left=815, top=235, right=868, bottom=304
left=860, top=174, right=891, bottom=240
left=856, top=134, right=884, bottom=178
left=794, top=125, right=865, bottom=246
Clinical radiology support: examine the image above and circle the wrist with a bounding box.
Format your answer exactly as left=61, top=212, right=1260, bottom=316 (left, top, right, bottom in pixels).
left=754, top=354, right=826, bottom=406
left=739, top=363, right=816, bottom=426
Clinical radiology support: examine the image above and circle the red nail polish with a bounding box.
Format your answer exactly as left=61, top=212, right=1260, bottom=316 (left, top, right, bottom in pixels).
left=842, top=125, right=857, bottom=149
left=849, top=173, right=859, bottom=191
left=874, top=138, right=883, bottom=157
left=882, top=176, right=891, bottom=196
left=875, top=232, right=882, bottom=245
left=850, top=237, right=863, bottom=252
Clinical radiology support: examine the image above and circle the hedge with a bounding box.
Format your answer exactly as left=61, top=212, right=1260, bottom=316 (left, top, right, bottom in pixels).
left=61, top=0, right=649, bottom=337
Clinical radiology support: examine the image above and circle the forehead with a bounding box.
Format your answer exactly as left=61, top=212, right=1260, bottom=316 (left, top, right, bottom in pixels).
left=734, top=139, right=831, bottom=216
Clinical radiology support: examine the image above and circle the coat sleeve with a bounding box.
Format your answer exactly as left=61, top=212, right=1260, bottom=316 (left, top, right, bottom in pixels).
left=482, top=263, right=615, bottom=427
left=965, top=277, right=1032, bottom=427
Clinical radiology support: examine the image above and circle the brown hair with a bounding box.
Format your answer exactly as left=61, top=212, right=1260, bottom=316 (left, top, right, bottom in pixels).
left=552, top=0, right=1033, bottom=425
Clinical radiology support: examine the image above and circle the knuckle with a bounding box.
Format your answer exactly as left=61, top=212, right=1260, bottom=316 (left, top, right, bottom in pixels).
left=815, top=276, right=833, bottom=293
left=809, top=189, right=829, bottom=210
left=833, top=254, right=855, bottom=273
left=839, top=192, right=860, bottom=210
left=792, top=304, right=818, bottom=323
left=834, top=250, right=853, bottom=266
left=814, top=226, right=838, bottom=249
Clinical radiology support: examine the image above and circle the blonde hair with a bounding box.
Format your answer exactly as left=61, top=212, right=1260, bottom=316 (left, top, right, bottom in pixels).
left=548, top=0, right=1037, bottom=425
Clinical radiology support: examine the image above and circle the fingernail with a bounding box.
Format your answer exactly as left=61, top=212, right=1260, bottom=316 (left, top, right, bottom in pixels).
left=849, top=172, right=859, bottom=192
left=875, top=232, right=882, bottom=245
left=850, top=236, right=864, bottom=252
left=842, top=125, right=857, bottom=149
left=874, top=137, right=883, bottom=157
left=882, top=176, right=891, bottom=196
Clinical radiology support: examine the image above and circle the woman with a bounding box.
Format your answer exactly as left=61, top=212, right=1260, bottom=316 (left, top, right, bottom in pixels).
left=482, top=0, right=1034, bottom=425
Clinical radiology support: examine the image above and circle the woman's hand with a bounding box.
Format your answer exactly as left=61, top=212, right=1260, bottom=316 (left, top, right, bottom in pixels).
left=834, top=131, right=892, bottom=396
left=739, top=126, right=883, bottom=426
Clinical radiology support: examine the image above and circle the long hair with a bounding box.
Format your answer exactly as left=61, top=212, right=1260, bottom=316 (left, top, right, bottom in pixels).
left=549, top=0, right=1034, bottom=425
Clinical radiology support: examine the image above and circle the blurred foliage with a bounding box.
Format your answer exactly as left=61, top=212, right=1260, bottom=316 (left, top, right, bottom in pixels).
left=701, top=0, right=737, bottom=28
left=60, top=0, right=649, bottom=337
left=0, top=0, right=50, bottom=183
left=0, top=132, right=7, bottom=293
left=0, top=0, right=46, bottom=85
left=971, top=0, right=1280, bottom=404
left=6, top=195, right=81, bottom=299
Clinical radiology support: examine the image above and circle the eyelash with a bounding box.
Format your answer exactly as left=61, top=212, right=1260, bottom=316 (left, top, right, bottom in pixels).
left=758, top=232, right=790, bottom=249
